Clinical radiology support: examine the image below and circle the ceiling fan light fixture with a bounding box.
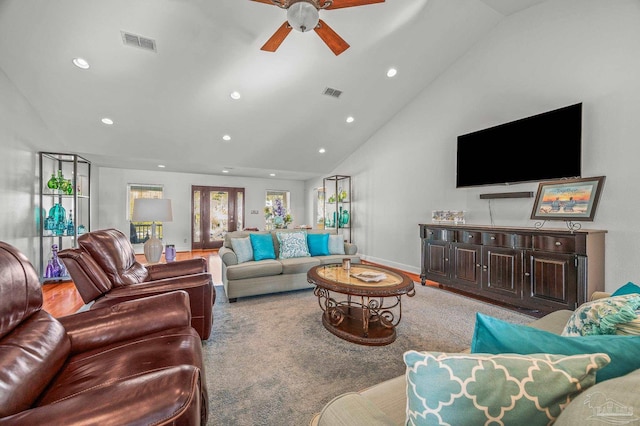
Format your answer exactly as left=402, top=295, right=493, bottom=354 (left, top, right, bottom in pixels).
left=287, top=1, right=319, bottom=33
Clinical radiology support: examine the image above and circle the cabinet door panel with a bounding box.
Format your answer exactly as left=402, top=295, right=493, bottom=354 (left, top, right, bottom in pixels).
left=452, top=244, right=480, bottom=288
left=526, top=252, right=578, bottom=310
left=483, top=248, right=521, bottom=298
left=426, top=241, right=449, bottom=279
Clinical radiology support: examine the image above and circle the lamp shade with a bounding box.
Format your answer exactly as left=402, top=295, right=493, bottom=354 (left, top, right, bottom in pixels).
left=132, top=198, right=173, bottom=223
left=287, top=1, right=319, bottom=33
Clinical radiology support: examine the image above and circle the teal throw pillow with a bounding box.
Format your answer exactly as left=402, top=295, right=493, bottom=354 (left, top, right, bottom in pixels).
left=249, top=233, right=276, bottom=261
left=328, top=234, right=345, bottom=255
left=404, top=351, right=609, bottom=426
left=307, top=233, right=330, bottom=256
left=612, top=282, right=640, bottom=297
left=562, top=294, right=640, bottom=336
left=230, top=237, right=253, bottom=263
left=471, top=312, right=640, bottom=383
left=276, top=231, right=310, bottom=259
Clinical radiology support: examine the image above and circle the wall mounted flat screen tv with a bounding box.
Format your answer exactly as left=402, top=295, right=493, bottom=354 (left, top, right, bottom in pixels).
left=456, top=103, right=582, bottom=188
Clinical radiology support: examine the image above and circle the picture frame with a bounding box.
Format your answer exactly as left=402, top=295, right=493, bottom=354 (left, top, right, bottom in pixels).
left=530, top=176, right=605, bottom=221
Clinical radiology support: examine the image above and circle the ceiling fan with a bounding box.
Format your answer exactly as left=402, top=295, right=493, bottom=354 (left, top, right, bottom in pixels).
left=251, top=0, right=385, bottom=56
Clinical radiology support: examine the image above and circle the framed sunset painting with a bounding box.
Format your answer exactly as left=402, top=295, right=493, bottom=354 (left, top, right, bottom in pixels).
left=530, top=176, right=605, bottom=221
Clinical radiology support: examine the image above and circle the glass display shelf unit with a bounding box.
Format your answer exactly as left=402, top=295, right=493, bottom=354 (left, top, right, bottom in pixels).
left=323, top=175, right=352, bottom=243
left=38, top=152, right=91, bottom=283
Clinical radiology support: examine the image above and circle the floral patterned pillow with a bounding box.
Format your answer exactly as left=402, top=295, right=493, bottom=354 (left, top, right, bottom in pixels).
left=404, top=351, right=610, bottom=426
left=562, top=294, right=640, bottom=336
left=276, top=231, right=310, bottom=259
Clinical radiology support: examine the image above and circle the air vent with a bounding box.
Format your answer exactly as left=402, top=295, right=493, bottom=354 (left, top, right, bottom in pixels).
left=121, top=31, right=157, bottom=52
left=323, top=87, right=342, bottom=98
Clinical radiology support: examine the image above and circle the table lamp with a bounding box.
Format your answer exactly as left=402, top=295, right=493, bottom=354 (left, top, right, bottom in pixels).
left=132, top=198, right=173, bottom=264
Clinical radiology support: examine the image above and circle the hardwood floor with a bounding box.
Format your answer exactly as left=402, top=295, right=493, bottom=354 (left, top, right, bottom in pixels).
left=42, top=250, right=218, bottom=318
left=42, top=251, right=430, bottom=318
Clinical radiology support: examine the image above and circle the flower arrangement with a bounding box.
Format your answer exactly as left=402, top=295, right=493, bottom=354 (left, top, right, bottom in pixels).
left=264, top=198, right=292, bottom=229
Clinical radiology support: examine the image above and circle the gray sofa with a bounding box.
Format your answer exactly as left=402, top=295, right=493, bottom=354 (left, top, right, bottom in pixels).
left=219, top=229, right=360, bottom=302
left=311, top=291, right=640, bottom=425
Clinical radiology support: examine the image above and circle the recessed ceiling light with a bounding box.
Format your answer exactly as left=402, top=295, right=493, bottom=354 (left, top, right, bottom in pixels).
left=270, top=173, right=276, bottom=177
left=222, top=134, right=231, bottom=141
left=387, top=68, right=397, bottom=78
left=319, top=148, right=326, bottom=153
left=346, top=116, right=355, bottom=123
left=222, top=169, right=229, bottom=173
left=230, top=91, right=241, bottom=100
left=158, top=164, right=166, bottom=168
left=101, top=117, right=114, bottom=125
left=73, top=57, right=90, bottom=69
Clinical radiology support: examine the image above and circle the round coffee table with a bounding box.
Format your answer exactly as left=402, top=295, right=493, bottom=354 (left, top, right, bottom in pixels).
left=307, top=263, right=415, bottom=346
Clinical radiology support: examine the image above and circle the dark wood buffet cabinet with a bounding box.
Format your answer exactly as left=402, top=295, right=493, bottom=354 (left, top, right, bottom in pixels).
left=419, top=224, right=606, bottom=315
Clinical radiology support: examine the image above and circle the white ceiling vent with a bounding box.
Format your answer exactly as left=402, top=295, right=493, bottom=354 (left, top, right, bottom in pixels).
left=121, top=31, right=157, bottom=52
left=323, top=87, right=342, bottom=98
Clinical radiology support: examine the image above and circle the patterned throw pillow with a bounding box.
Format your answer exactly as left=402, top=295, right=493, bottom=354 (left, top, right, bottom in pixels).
left=328, top=234, right=345, bottom=255
left=230, top=237, right=253, bottom=263
left=404, top=351, right=610, bottom=426
left=562, top=294, right=640, bottom=336
left=276, top=231, right=310, bottom=259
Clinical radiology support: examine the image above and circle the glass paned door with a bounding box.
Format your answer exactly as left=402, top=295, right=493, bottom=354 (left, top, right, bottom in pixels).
left=209, top=191, right=229, bottom=244
left=192, top=186, right=244, bottom=250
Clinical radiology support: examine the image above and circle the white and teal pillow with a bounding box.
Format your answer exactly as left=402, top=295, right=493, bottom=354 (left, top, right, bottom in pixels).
left=562, top=294, right=640, bottom=336
left=404, top=351, right=610, bottom=426
left=328, top=234, right=345, bottom=255
left=230, top=237, right=253, bottom=263
left=276, top=231, right=310, bottom=259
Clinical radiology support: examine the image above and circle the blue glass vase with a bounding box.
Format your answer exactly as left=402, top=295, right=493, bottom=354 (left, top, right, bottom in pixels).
left=48, top=203, right=67, bottom=236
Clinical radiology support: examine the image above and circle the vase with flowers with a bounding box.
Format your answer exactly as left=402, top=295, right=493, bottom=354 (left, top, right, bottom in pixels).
left=264, top=199, right=293, bottom=229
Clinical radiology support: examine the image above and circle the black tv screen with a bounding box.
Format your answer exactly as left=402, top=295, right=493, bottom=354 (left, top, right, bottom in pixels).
left=456, top=103, right=582, bottom=188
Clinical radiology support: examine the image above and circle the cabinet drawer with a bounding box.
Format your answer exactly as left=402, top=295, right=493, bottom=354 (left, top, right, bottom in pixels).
left=459, top=231, right=481, bottom=244
left=424, top=228, right=448, bottom=241
left=533, top=235, right=576, bottom=254
left=482, top=232, right=512, bottom=248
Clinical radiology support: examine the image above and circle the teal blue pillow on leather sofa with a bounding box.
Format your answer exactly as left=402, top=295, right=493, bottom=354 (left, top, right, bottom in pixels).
left=249, top=233, right=276, bottom=261
left=471, top=313, right=640, bottom=383
left=307, top=233, right=330, bottom=256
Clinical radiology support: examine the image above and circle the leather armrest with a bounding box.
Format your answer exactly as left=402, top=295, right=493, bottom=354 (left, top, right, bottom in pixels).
left=146, top=257, right=208, bottom=280
left=109, top=273, right=213, bottom=296
left=58, top=291, right=192, bottom=355
left=0, top=365, right=203, bottom=425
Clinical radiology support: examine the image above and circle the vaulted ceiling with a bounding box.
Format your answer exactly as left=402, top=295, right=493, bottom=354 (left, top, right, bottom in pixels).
left=0, top=0, right=547, bottom=180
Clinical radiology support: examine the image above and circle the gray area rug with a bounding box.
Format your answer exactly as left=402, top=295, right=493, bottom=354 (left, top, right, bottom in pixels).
left=203, top=283, right=533, bottom=426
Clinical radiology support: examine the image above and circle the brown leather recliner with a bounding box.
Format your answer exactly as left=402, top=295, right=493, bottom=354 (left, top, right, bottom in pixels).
left=59, top=228, right=215, bottom=340
left=0, top=241, right=208, bottom=425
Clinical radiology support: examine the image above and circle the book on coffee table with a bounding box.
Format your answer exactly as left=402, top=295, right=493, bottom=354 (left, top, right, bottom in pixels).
left=351, top=271, right=387, bottom=282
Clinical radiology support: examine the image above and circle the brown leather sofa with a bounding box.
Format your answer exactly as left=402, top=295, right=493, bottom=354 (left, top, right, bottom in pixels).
left=0, top=241, right=208, bottom=425
left=59, top=228, right=215, bottom=339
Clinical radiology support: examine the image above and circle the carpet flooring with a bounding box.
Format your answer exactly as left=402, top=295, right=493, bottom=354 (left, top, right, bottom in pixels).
left=202, top=282, right=534, bottom=426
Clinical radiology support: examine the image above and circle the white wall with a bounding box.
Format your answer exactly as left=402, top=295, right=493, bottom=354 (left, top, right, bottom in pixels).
left=98, top=167, right=305, bottom=253
left=0, top=66, right=62, bottom=263
left=311, top=0, right=640, bottom=291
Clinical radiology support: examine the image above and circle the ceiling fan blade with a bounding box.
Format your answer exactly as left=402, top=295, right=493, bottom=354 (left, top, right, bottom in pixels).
left=314, top=19, right=350, bottom=55
left=250, top=0, right=281, bottom=5
left=325, top=0, right=385, bottom=10
left=261, top=22, right=292, bottom=52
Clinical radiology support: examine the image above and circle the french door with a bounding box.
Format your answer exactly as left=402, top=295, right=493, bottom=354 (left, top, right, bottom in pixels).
left=192, top=186, right=244, bottom=250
